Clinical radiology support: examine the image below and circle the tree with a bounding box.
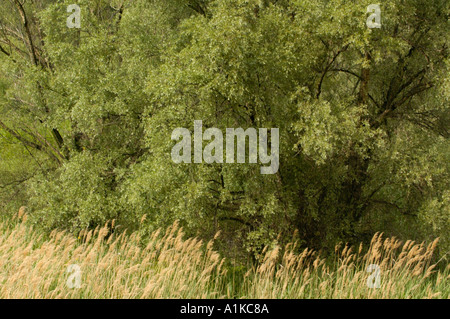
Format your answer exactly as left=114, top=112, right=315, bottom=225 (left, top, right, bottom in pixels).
left=0, top=0, right=448, bottom=261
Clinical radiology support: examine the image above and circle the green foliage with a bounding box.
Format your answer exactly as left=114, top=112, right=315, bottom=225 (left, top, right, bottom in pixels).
left=0, top=0, right=448, bottom=262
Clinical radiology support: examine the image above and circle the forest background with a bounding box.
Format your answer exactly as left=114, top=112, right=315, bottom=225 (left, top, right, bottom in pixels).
left=0, top=0, right=448, bottom=267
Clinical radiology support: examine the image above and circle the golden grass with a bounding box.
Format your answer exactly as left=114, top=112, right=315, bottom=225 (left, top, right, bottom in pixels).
left=0, top=215, right=225, bottom=298
left=0, top=213, right=448, bottom=299
left=243, top=233, right=449, bottom=299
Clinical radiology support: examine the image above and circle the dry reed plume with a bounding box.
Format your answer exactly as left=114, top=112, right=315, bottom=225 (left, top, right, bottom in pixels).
left=0, top=214, right=224, bottom=298
left=243, top=233, right=449, bottom=298
left=0, top=212, right=448, bottom=299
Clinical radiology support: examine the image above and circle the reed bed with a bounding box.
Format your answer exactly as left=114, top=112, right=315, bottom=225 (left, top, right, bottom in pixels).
left=0, top=212, right=448, bottom=299
left=0, top=214, right=225, bottom=298
left=243, top=233, right=449, bottom=298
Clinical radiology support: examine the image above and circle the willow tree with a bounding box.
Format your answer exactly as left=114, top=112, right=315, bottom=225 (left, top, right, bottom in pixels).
left=131, top=0, right=449, bottom=256
left=0, top=0, right=448, bottom=260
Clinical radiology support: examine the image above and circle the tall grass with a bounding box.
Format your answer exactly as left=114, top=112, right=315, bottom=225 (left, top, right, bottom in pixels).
left=0, top=214, right=225, bottom=298
left=243, top=233, right=449, bottom=298
left=0, top=212, right=448, bottom=299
